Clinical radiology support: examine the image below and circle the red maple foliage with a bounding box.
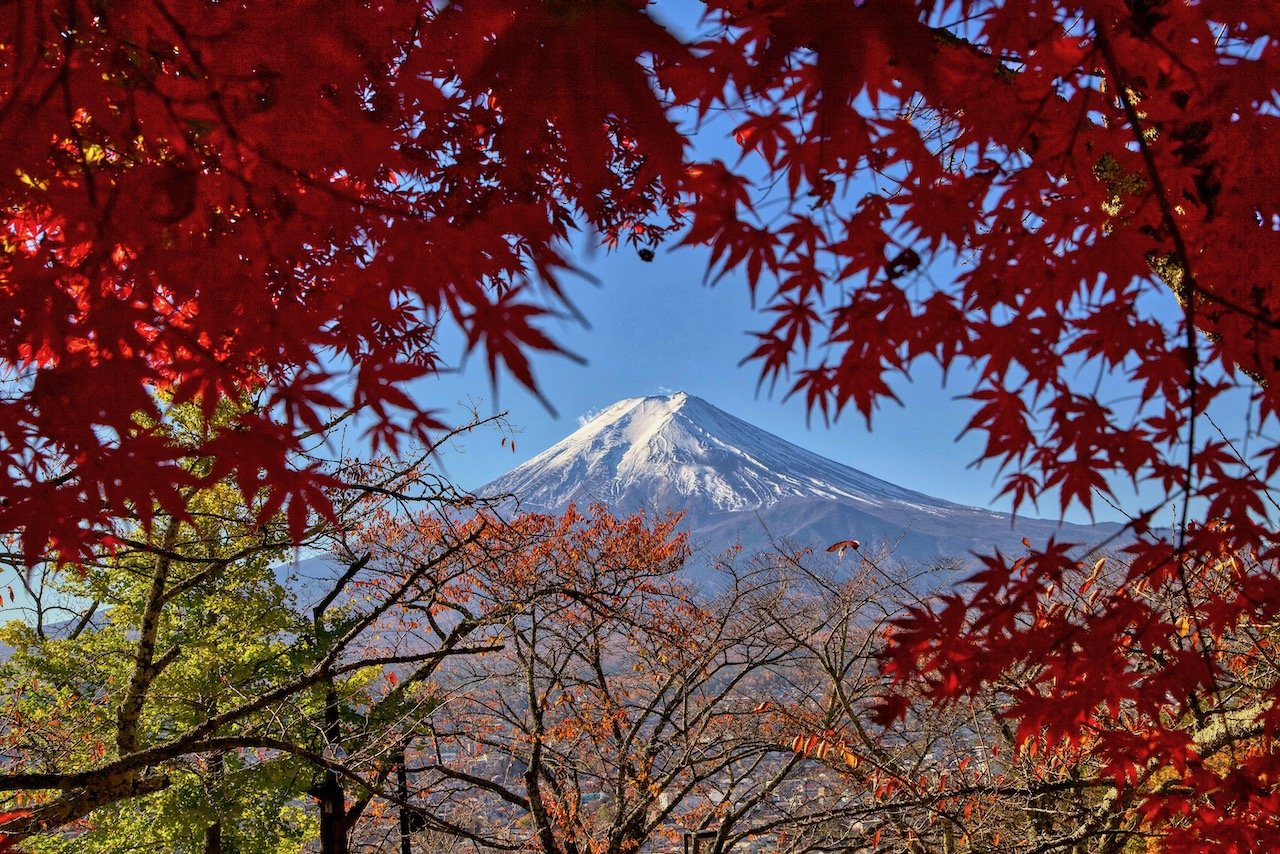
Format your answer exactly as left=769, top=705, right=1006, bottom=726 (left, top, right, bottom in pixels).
left=679, top=2, right=1279, bottom=849
left=0, top=0, right=689, bottom=565
left=2, top=0, right=1278, bottom=848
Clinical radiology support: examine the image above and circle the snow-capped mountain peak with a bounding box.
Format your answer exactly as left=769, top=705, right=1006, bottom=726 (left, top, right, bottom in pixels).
left=484, top=392, right=973, bottom=516
left=480, top=392, right=1126, bottom=568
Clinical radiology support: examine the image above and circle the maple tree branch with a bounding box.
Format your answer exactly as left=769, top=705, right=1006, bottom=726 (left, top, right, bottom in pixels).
left=66, top=599, right=100, bottom=640
left=116, top=518, right=180, bottom=758
left=0, top=772, right=171, bottom=838
left=312, top=552, right=370, bottom=623
left=410, top=762, right=532, bottom=811
left=331, top=643, right=503, bottom=676
left=3, top=729, right=421, bottom=840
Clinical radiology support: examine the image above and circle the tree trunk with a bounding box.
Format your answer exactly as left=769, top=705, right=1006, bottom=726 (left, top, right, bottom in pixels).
left=316, top=772, right=349, bottom=854
left=316, top=681, right=348, bottom=854
left=397, top=747, right=412, bottom=854
left=202, top=747, right=226, bottom=854
left=201, top=820, right=223, bottom=854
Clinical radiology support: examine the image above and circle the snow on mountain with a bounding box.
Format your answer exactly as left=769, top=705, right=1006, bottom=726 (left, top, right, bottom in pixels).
left=481, top=392, right=1127, bottom=568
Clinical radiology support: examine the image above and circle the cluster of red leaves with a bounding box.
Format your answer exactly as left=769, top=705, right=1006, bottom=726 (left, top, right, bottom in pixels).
left=3, top=0, right=1280, bottom=847
left=0, top=0, right=690, bottom=564
left=351, top=498, right=689, bottom=625
left=880, top=528, right=1280, bottom=849
left=674, top=1, right=1280, bottom=848
left=0, top=810, right=22, bottom=851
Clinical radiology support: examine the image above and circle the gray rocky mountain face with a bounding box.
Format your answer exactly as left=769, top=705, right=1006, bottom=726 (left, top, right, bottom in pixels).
left=480, top=392, right=1126, bottom=571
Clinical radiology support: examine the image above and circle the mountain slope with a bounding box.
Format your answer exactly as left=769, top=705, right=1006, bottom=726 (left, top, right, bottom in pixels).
left=481, top=393, right=1125, bottom=566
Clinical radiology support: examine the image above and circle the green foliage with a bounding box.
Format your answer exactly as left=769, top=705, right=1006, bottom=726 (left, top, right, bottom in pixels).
left=20, top=769, right=316, bottom=854
left=0, top=401, right=324, bottom=847
left=0, top=484, right=318, bottom=849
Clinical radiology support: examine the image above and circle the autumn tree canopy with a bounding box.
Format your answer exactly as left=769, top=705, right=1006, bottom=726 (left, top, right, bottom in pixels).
left=2, top=0, right=1278, bottom=849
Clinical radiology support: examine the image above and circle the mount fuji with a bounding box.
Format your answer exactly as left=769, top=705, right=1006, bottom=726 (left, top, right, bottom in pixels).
left=479, top=393, right=1127, bottom=567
